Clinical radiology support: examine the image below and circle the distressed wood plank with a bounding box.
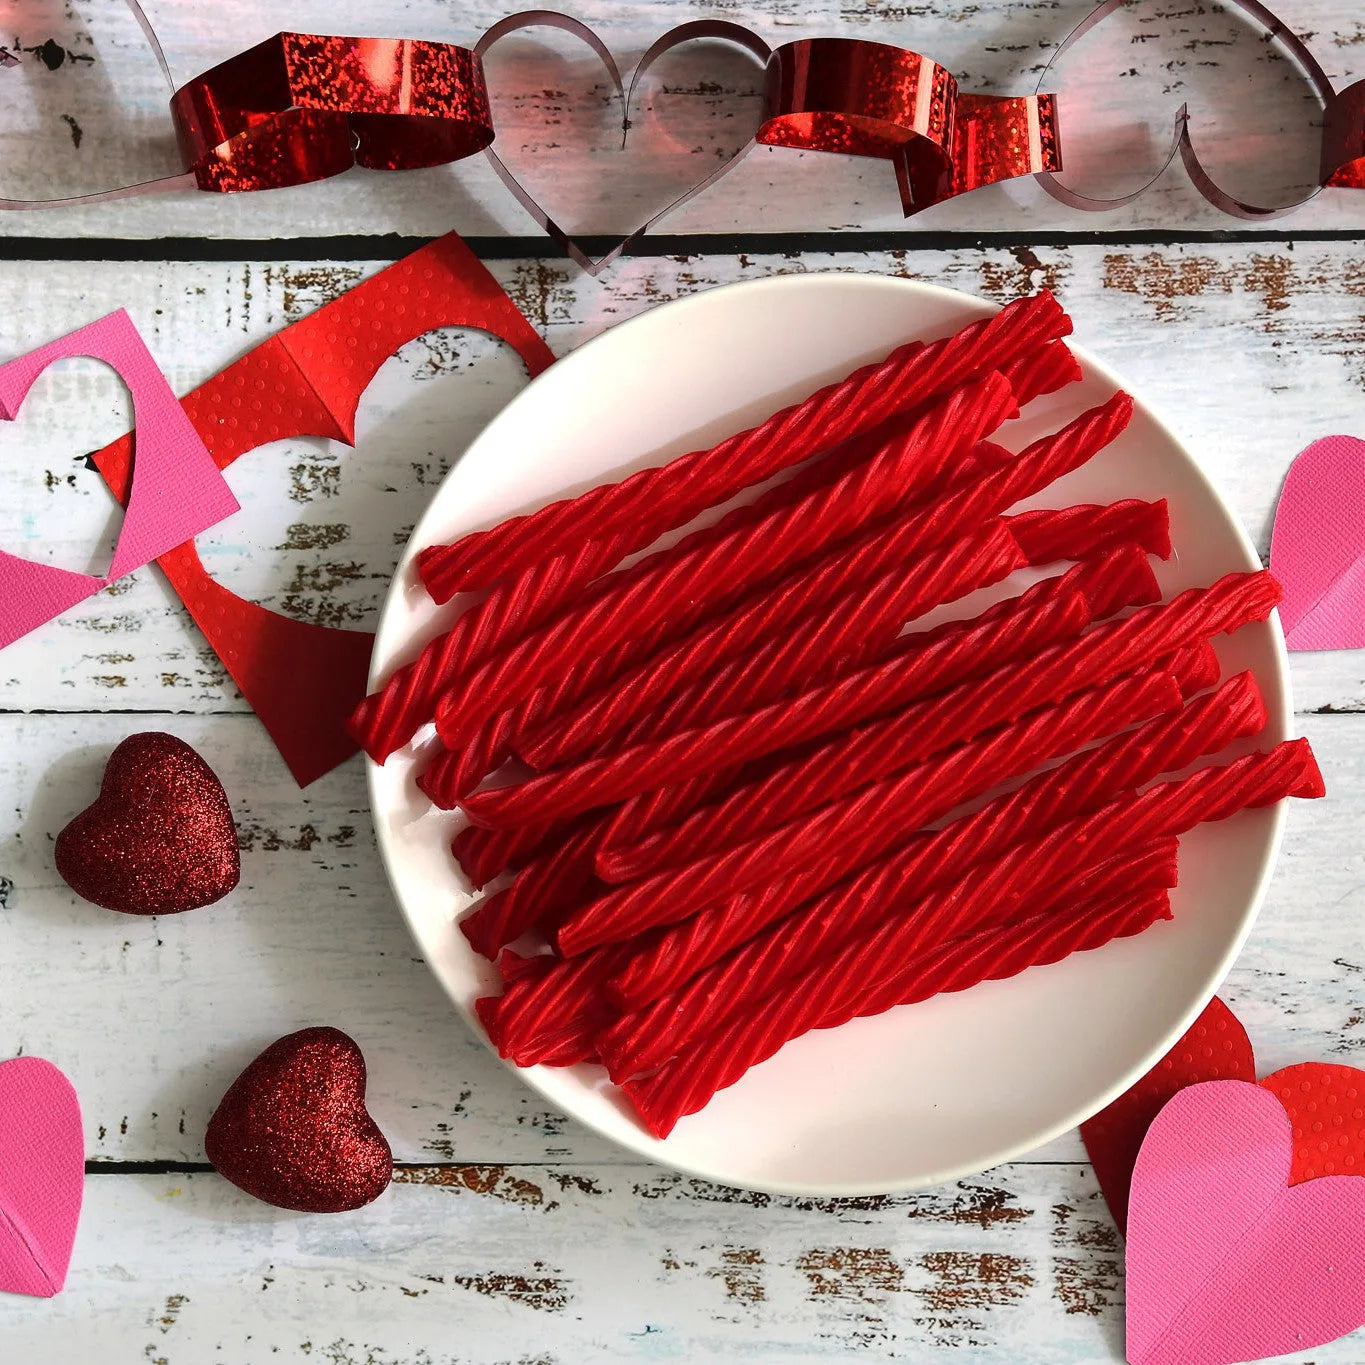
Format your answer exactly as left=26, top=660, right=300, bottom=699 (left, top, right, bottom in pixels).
left=0, top=710, right=1359, bottom=1165
left=0, top=0, right=1358, bottom=238
left=0, top=1164, right=1355, bottom=1362
left=1, top=243, right=1363, bottom=713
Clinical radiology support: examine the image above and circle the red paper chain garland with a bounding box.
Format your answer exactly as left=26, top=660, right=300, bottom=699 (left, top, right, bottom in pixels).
left=3, top=1, right=1361, bottom=255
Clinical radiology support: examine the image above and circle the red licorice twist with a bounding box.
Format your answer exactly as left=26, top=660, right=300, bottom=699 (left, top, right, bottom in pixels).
left=435, top=376, right=1017, bottom=750
left=604, top=670, right=1261, bottom=1009
left=461, top=398, right=1143, bottom=829
left=597, top=589, right=1093, bottom=881
left=616, top=537, right=1160, bottom=758
left=600, top=837, right=1177, bottom=1083
left=602, top=671, right=1262, bottom=1029
left=353, top=305, right=1076, bottom=765
left=623, top=881, right=1173, bottom=1137
left=452, top=816, right=578, bottom=890
left=1008, top=499, right=1172, bottom=564
left=539, top=567, right=1272, bottom=843
left=570, top=667, right=1181, bottom=958
left=419, top=292, right=1069, bottom=597
left=459, top=822, right=603, bottom=959
left=350, top=537, right=624, bottom=762
left=478, top=944, right=631, bottom=1065
left=523, top=522, right=1024, bottom=770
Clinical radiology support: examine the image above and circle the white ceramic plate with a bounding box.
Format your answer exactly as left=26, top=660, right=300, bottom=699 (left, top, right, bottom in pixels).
left=368, top=273, right=1290, bottom=1196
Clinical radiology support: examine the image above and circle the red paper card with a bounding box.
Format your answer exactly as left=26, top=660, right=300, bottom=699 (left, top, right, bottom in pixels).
left=92, top=233, right=554, bottom=786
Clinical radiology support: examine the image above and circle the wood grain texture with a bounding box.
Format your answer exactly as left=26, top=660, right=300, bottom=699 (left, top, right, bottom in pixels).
left=2, top=242, right=1365, bottom=712
left=1, top=0, right=1364, bottom=1358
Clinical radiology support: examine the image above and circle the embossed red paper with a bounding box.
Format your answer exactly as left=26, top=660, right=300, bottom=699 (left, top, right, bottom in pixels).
left=5, top=0, right=1363, bottom=250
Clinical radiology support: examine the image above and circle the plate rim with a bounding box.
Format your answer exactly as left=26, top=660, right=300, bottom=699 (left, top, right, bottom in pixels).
left=366, top=270, right=1291, bottom=1196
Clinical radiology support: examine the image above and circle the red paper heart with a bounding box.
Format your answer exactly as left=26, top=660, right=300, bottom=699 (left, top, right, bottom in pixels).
left=1259, top=1061, right=1365, bottom=1184
left=205, top=1027, right=392, bottom=1213
left=1080, top=996, right=1256, bottom=1232
left=54, top=732, right=239, bottom=916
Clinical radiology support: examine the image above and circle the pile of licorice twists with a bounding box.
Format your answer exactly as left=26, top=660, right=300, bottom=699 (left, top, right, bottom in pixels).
left=351, top=291, right=1323, bottom=1139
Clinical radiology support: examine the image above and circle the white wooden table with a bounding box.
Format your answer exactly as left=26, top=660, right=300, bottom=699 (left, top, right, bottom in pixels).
left=1, top=1, right=1363, bottom=1359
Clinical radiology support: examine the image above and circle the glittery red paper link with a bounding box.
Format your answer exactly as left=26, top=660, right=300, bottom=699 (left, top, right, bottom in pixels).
left=171, top=34, right=493, bottom=193
left=90, top=232, right=554, bottom=786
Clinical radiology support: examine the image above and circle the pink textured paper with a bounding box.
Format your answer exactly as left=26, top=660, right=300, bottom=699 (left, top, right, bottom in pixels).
left=0, top=1057, right=83, bottom=1298
left=0, top=309, right=239, bottom=650
left=1127, top=1080, right=1365, bottom=1365
left=1269, top=435, right=1365, bottom=651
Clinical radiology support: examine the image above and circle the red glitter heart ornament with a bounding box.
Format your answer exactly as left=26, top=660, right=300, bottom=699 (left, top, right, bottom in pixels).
left=54, top=732, right=239, bottom=915
left=1260, top=1061, right=1365, bottom=1184
left=205, top=1027, right=392, bottom=1213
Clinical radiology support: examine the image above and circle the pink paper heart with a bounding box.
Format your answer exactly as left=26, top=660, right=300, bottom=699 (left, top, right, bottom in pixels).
left=1269, top=435, right=1365, bottom=651
left=1127, top=1080, right=1365, bottom=1365
left=0, top=309, right=238, bottom=650
left=0, top=1057, right=84, bottom=1298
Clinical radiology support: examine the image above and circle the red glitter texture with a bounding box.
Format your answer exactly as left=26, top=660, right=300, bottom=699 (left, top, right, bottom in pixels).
left=205, top=1027, right=392, bottom=1213
left=54, top=733, right=239, bottom=916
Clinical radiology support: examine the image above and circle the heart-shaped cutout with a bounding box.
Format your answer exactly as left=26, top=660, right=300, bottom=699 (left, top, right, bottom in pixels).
left=1037, top=0, right=1332, bottom=218
left=476, top=16, right=767, bottom=274
left=1127, top=1080, right=1365, bottom=1365
left=0, top=355, right=131, bottom=579
left=55, top=732, right=239, bottom=915
left=0, top=1057, right=83, bottom=1298
left=1081, top=996, right=1255, bottom=1232
left=1269, top=435, right=1365, bottom=651
left=195, top=324, right=531, bottom=633
left=0, top=309, right=238, bottom=650
left=205, top=1027, right=392, bottom=1213
left=90, top=232, right=553, bottom=786
left=1261, top=1061, right=1365, bottom=1183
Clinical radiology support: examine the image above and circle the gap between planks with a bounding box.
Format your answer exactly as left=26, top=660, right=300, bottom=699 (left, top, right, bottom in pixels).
left=0, top=228, right=1364, bottom=263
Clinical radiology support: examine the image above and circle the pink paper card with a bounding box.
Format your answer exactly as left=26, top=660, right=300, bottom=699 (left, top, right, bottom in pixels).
left=1269, top=435, right=1365, bottom=651
left=0, top=309, right=239, bottom=649
left=1127, top=1080, right=1365, bottom=1365
left=0, top=1057, right=84, bottom=1298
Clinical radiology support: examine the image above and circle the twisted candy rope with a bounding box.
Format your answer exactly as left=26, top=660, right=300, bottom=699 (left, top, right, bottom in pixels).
left=603, top=667, right=1260, bottom=1010
left=569, top=667, right=1179, bottom=961
left=525, top=499, right=1165, bottom=772
left=605, top=838, right=1178, bottom=1086
left=477, top=588, right=1090, bottom=839
left=352, top=302, right=1073, bottom=764
left=469, top=566, right=1274, bottom=834
left=707, top=738, right=1321, bottom=1052
left=459, top=821, right=604, bottom=960
left=522, top=522, right=1024, bottom=770
left=447, top=343, right=1080, bottom=786
left=1008, top=499, right=1171, bottom=565
left=460, top=396, right=1137, bottom=828
left=418, top=292, right=1069, bottom=598
left=452, top=817, right=571, bottom=890
left=601, top=611, right=1216, bottom=891
left=609, top=537, right=1161, bottom=762
left=478, top=944, right=632, bottom=1066
left=623, top=879, right=1175, bottom=1137
left=599, top=673, right=1265, bottom=1062
left=435, top=375, right=1017, bottom=750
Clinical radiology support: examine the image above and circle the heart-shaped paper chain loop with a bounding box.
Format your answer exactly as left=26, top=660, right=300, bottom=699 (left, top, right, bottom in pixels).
left=1035, top=0, right=1347, bottom=219
left=4, top=1, right=1363, bottom=233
